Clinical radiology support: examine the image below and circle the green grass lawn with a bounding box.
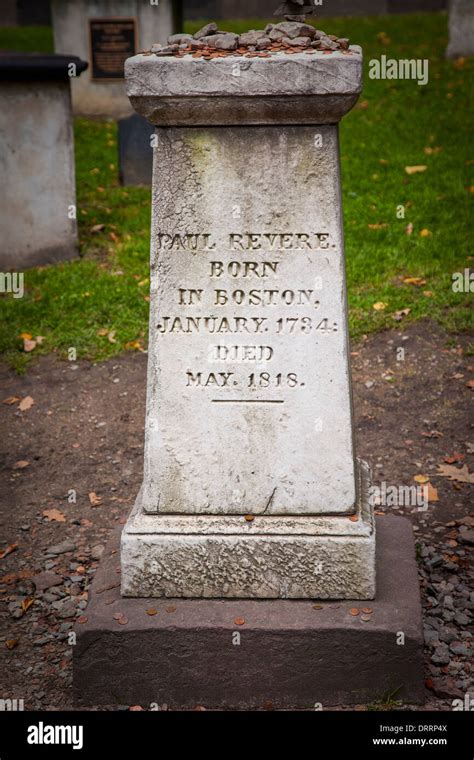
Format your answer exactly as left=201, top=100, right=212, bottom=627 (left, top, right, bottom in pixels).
left=0, top=13, right=472, bottom=371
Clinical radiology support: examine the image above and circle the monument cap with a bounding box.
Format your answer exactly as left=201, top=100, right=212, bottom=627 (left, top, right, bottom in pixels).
left=125, top=48, right=363, bottom=126
left=0, top=53, right=88, bottom=82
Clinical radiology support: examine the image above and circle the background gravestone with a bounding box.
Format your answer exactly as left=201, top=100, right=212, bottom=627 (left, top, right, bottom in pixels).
left=446, top=0, right=474, bottom=58
left=0, top=53, right=87, bottom=270
left=118, top=112, right=154, bottom=185
left=51, top=0, right=181, bottom=117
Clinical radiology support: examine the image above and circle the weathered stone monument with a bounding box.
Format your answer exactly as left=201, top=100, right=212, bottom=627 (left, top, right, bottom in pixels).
left=446, top=0, right=474, bottom=59
left=74, top=22, right=423, bottom=708
left=0, top=53, right=87, bottom=270
left=121, top=47, right=376, bottom=600
left=51, top=0, right=180, bottom=117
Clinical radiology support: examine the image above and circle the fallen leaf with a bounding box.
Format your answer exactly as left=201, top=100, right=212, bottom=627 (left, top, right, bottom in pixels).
left=405, top=222, right=414, bottom=235
left=414, top=474, right=429, bottom=484
left=234, top=617, right=246, bottom=626
left=377, top=32, right=391, bottom=45
left=21, top=598, right=34, bottom=613
left=42, top=508, right=66, bottom=523
left=466, top=379, right=474, bottom=390
left=0, top=543, right=18, bottom=560
left=146, top=608, right=158, bottom=616
left=393, top=308, right=411, bottom=321
left=466, top=443, right=474, bottom=454
left=312, top=604, right=323, bottom=610
left=18, top=396, right=34, bottom=412
left=403, top=277, right=427, bottom=286
left=373, top=301, right=387, bottom=311
left=23, top=338, right=36, bottom=352
left=349, top=515, right=359, bottom=522
left=2, top=396, right=21, bottom=405
left=444, top=452, right=464, bottom=464
left=124, top=340, right=143, bottom=351
left=5, top=639, right=18, bottom=650
left=77, top=616, right=88, bottom=624
left=90, top=223, right=105, bottom=233
left=12, top=460, right=29, bottom=470
left=423, top=290, right=434, bottom=297
left=423, top=483, right=439, bottom=502
left=405, top=165, right=427, bottom=175
left=420, top=228, right=432, bottom=237
left=422, top=430, right=443, bottom=439
left=19, top=332, right=32, bottom=340
left=436, top=464, right=474, bottom=484
left=88, top=492, right=103, bottom=507
left=368, top=223, right=388, bottom=230
left=424, top=146, right=442, bottom=155
left=107, top=331, right=116, bottom=344
left=97, top=328, right=108, bottom=336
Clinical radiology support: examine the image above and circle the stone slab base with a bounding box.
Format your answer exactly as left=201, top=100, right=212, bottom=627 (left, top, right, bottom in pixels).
left=121, top=460, right=376, bottom=599
left=73, top=516, right=424, bottom=708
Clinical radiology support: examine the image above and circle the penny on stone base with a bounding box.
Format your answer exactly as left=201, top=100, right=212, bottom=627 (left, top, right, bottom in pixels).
left=73, top=515, right=423, bottom=709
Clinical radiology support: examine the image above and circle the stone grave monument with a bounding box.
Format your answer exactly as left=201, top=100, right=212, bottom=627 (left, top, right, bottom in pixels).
left=446, top=0, right=474, bottom=59
left=0, top=53, right=87, bottom=270
left=74, top=20, right=423, bottom=709
left=51, top=0, right=180, bottom=117
left=118, top=112, right=154, bottom=185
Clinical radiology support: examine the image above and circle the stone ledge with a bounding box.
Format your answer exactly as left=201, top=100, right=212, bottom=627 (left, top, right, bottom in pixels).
left=125, top=49, right=362, bottom=125
left=73, top=516, right=423, bottom=708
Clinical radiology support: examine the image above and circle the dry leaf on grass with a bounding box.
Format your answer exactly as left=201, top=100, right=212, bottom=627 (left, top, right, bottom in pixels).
left=393, top=308, right=411, bottom=321
left=373, top=302, right=387, bottom=311
left=405, top=165, right=427, bottom=175
left=403, top=277, right=427, bottom=286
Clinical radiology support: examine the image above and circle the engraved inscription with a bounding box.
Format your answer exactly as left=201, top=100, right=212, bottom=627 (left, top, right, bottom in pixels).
left=156, top=232, right=339, bottom=400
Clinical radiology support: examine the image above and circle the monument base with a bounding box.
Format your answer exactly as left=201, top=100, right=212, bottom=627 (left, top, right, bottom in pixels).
left=73, top=516, right=423, bottom=708
left=121, top=460, right=376, bottom=599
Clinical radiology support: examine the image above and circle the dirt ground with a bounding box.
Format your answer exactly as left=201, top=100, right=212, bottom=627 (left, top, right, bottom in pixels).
left=0, top=319, right=472, bottom=711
